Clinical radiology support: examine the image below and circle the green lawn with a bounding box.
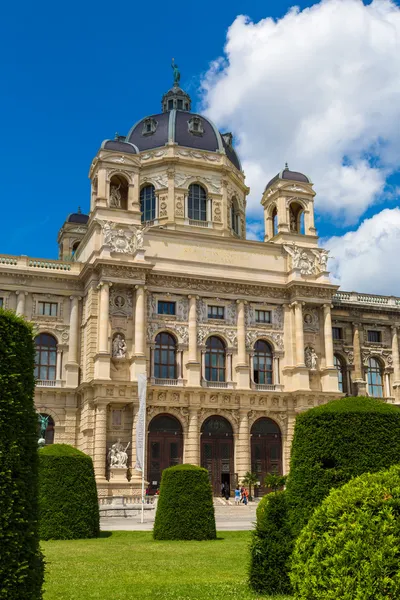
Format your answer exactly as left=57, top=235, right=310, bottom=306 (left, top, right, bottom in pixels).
left=42, top=530, right=291, bottom=600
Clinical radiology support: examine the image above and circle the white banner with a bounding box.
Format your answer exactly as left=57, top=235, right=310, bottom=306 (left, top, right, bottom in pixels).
left=135, top=373, right=147, bottom=472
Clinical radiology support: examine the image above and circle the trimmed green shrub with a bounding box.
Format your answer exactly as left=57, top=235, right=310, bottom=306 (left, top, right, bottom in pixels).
left=0, top=309, right=44, bottom=599
left=249, top=491, right=293, bottom=595
left=291, top=465, right=400, bottom=599
left=39, top=444, right=100, bottom=540
left=286, top=396, right=400, bottom=535
left=153, top=464, right=216, bottom=540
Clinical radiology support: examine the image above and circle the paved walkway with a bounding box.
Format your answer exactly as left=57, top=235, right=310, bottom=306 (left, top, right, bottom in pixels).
left=101, top=504, right=257, bottom=532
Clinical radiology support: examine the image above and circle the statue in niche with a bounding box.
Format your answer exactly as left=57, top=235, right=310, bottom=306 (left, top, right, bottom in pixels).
left=108, top=439, right=130, bottom=468
left=305, top=347, right=318, bottom=370
left=112, top=334, right=127, bottom=358
left=290, top=206, right=297, bottom=232
left=110, top=183, right=122, bottom=208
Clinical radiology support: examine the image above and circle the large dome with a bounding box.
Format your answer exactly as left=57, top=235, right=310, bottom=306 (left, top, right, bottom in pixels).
left=101, top=78, right=242, bottom=172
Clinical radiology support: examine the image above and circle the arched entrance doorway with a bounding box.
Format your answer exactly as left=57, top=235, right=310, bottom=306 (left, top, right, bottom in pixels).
left=201, top=416, right=234, bottom=497
left=147, top=414, right=183, bottom=494
left=251, top=418, right=282, bottom=496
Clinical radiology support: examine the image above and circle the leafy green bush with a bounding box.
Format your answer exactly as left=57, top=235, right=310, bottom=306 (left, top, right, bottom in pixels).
left=0, top=309, right=44, bottom=599
left=291, top=465, right=400, bottom=599
left=249, top=491, right=293, bottom=595
left=153, top=464, right=216, bottom=540
left=286, top=396, right=400, bottom=535
left=39, top=444, right=100, bottom=540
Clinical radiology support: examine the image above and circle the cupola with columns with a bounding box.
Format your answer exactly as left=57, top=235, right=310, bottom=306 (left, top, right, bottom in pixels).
left=80, top=62, right=249, bottom=266
left=262, top=164, right=317, bottom=246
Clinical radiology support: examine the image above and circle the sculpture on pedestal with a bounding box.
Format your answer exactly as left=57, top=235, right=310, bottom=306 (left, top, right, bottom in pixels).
left=108, top=439, right=130, bottom=468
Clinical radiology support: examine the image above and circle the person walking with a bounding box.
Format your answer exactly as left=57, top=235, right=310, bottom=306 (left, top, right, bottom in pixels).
left=234, top=486, right=241, bottom=505
left=242, top=487, right=248, bottom=506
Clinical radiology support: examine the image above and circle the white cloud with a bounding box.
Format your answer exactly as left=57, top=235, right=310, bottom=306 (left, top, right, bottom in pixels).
left=324, top=207, right=400, bottom=294
left=201, top=0, right=400, bottom=226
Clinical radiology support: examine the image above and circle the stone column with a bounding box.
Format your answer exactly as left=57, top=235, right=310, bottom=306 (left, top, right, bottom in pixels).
left=98, top=282, right=111, bottom=353
left=56, top=348, right=63, bottom=381
left=236, top=410, right=250, bottom=482
left=188, top=296, right=197, bottom=362
left=93, top=402, right=108, bottom=481
left=68, top=296, right=80, bottom=362
left=201, top=349, right=206, bottom=382
left=185, top=409, right=199, bottom=465
left=226, top=352, right=233, bottom=382
left=237, top=301, right=246, bottom=366
left=274, top=356, right=280, bottom=385
left=293, top=302, right=305, bottom=366
left=16, top=291, right=27, bottom=316
left=323, top=304, right=334, bottom=368
left=134, top=285, right=145, bottom=356
left=392, top=326, right=400, bottom=386
left=352, top=323, right=366, bottom=396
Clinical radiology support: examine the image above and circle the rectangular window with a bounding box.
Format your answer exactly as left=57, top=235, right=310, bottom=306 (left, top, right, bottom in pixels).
left=368, top=330, right=382, bottom=343
left=38, top=301, right=58, bottom=317
left=255, top=309, right=271, bottom=324
left=332, top=327, right=343, bottom=340
left=157, top=301, right=176, bottom=316
left=208, top=305, right=225, bottom=320
left=177, top=99, right=183, bottom=109
left=0, top=297, right=3, bottom=308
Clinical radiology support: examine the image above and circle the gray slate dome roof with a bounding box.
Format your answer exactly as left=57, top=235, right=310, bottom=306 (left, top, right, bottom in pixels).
left=265, top=164, right=312, bottom=191
left=124, top=110, right=241, bottom=171
left=67, top=212, right=89, bottom=224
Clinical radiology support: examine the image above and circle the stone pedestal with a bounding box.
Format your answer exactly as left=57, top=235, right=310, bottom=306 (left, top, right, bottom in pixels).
left=109, top=467, right=128, bottom=483
left=235, top=364, right=250, bottom=389
left=94, top=353, right=111, bottom=379
left=186, top=361, right=201, bottom=386
left=65, top=362, right=79, bottom=387
left=320, top=367, right=341, bottom=393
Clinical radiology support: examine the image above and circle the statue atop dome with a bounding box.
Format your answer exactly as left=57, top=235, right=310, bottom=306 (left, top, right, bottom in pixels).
left=171, top=58, right=180, bottom=86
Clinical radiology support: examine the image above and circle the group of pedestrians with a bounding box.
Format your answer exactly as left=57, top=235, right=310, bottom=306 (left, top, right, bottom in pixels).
left=234, top=486, right=249, bottom=505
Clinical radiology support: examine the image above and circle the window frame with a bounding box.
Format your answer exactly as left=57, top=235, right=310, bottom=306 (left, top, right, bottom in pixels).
left=367, top=330, right=382, bottom=344
left=34, top=333, right=57, bottom=381
left=0, top=297, right=3, bottom=309
left=38, top=301, right=58, bottom=317
left=188, top=183, right=207, bottom=222
left=140, top=185, right=156, bottom=223
left=334, top=354, right=347, bottom=394
left=208, top=305, right=225, bottom=320
left=255, top=309, right=271, bottom=324
left=367, top=357, right=384, bottom=398
left=157, top=301, right=176, bottom=316
left=332, top=327, right=343, bottom=340
left=154, top=332, right=177, bottom=380
left=205, top=336, right=226, bottom=382
left=253, top=340, right=273, bottom=385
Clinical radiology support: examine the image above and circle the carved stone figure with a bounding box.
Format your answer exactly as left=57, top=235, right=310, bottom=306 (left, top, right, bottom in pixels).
left=108, top=439, right=130, bottom=468
left=112, top=334, right=127, bottom=358
left=110, top=184, right=122, bottom=208
left=171, top=58, right=180, bottom=85
left=283, top=243, right=316, bottom=275
left=305, top=346, right=318, bottom=370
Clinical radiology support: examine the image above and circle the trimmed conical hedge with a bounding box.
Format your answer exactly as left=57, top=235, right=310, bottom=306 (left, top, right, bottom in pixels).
left=39, top=444, right=100, bottom=540
left=153, top=464, right=216, bottom=540
left=0, top=309, right=44, bottom=599
left=286, top=396, right=400, bottom=535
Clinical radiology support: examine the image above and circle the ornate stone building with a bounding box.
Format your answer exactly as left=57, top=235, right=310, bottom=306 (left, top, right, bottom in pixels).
left=1, top=77, right=399, bottom=497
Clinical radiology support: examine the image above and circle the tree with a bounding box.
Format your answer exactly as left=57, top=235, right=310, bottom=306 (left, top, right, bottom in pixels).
left=242, top=471, right=259, bottom=501
left=264, top=473, right=287, bottom=492
left=0, top=309, right=44, bottom=599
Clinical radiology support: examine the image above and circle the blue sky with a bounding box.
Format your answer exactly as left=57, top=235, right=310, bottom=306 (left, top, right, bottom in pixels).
left=1, top=0, right=400, bottom=294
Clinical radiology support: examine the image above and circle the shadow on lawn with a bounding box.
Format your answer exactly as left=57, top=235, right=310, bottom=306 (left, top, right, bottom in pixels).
left=98, top=531, right=113, bottom=538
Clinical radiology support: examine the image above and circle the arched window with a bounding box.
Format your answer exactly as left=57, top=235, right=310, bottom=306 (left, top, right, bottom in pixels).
left=231, top=198, right=240, bottom=235
left=34, top=334, right=57, bottom=381
left=109, top=175, right=128, bottom=210
left=334, top=354, right=347, bottom=394
left=272, top=206, right=278, bottom=236
left=140, top=185, right=156, bottom=223
left=154, top=332, right=176, bottom=379
left=253, top=340, right=273, bottom=385
left=289, top=201, right=304, bottom=234
left=71, top=241, right=80, bottom=257
left=188, top=183, right=207, bottom=222
left=367, top=357, right=384, bottom=398
left=205, top=336, right=226, bottom=382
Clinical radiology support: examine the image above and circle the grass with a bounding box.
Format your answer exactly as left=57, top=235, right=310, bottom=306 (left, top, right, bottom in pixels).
left=42, top=530, right=292, bottom=600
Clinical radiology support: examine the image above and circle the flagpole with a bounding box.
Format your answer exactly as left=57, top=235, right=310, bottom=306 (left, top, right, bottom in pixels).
left=140, top=404, right=146, bottom=524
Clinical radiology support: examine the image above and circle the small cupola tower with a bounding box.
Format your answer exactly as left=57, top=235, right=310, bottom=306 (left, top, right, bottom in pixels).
left=261, top=164, right=317, bottom=246
left=57, top=208, right=89, bottom=260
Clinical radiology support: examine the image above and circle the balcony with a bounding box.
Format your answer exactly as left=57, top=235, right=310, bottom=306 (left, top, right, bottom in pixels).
left=36, top=380, right=60, bottom=388
left=202, top=381, right=235, bottom=389
left=252, top=383, right=283, bottom=392
left=151, top=378, right=183, bottom=387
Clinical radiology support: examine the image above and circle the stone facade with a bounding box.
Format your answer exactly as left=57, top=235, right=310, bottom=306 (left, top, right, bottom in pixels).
left=1, top=85, right=399, bottom=498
